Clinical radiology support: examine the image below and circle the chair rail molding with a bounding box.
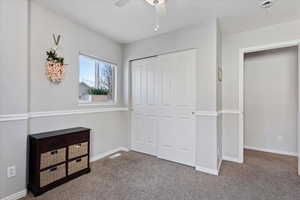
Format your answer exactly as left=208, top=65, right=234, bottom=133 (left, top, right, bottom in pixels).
left=195, top=110, right=242, bottom=116
left=0, top=114, right=29, bottom=122
left=29, top=107, right=129, bottom=118
left=0, top=107, right=129, bottom=122
left=0, top=109, right=241, bottom=122
left=195, top=111, right=219, bottom=117
left=219, top=110, right=241, bottom=114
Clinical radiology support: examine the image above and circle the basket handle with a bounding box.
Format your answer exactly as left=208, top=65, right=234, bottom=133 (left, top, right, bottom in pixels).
left=51, top=150, right=58, bottom=155
left=49, top=167, right=57, bottom=172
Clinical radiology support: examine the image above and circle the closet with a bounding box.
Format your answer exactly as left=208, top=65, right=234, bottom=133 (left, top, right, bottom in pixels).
left=131, top=49, right=196, bottom=166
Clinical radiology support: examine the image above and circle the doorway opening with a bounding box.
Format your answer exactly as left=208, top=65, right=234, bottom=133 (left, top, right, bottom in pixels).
left=239, top=42, right=300, bottom=175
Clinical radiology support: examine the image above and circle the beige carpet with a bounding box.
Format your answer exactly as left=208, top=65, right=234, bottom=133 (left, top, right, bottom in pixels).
left=23, top=150, right=300, bottom=200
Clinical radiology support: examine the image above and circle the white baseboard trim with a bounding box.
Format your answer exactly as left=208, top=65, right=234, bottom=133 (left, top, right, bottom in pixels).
left=1, top=189, right=27, bottom=200
left=223, top=156, right=243, bottom=163
left=244, top=146, right=297, bottom=157
left=118, top=147, right=130, bottom=152
left=195, top=166, right=219, bottom=176
left=90, top=147, right=129, bottom=162
left=218, top=159, right=223, bottom=173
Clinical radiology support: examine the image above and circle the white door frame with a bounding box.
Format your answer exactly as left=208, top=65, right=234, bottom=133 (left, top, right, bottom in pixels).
left=238, top=40, right=300, bottom=175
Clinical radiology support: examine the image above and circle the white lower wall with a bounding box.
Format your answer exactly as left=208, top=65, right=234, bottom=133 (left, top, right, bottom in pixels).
left=222, top=113, right=239, bottom=160
left=196, top=115, right=218, bottom=172
left=29, top=111, right=129, bottom=158
left=0, top=121, right=27, bottom=199
left=0, top=110, right=129, bottom=199
left=217, top=114, right=222, bottom=167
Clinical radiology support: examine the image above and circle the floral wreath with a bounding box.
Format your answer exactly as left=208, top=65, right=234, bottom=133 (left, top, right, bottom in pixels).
left=46, top=34, right=65, bottom=83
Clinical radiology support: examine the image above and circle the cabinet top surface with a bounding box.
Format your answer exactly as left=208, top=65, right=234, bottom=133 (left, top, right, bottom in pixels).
left=30, top=127, right=90, bottom=140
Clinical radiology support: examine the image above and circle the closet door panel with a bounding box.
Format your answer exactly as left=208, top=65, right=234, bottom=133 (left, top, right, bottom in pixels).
left=156, top=50, right=196, bottom=166
left=131, top=57, right=157, bottom=156
left=131, top=50, right=196, bottom=166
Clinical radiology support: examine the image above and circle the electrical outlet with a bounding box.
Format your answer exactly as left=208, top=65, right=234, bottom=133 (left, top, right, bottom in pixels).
left=7, top=165, right=16, bottom=178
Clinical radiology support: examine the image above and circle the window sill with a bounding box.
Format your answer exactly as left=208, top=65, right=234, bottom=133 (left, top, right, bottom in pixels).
left=78, top=101, right=117, bottom=107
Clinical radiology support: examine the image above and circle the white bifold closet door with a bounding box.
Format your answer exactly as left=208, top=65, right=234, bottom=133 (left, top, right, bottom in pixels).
left=131, top=49, right=196, bottom=166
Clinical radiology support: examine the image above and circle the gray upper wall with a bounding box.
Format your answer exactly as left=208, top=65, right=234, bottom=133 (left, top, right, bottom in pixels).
left=30, top=2, right=124, bottom=112
left=222, top=19, right=300, bottom=110
left=0, top=0, right=29, bottom=115
left=123, top=21, right=219, bottom=111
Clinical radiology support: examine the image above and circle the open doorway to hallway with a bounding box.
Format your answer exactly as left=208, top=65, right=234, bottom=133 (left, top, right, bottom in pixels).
left=243, top=46, right=298, bottom=174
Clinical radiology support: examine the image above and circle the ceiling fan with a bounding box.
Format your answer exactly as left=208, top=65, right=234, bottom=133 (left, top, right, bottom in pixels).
left=114, top=0, right=167, bottom=31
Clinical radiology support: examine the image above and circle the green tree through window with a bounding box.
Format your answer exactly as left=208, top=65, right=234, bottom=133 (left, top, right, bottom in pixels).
left=79, top=55, right=116, bottom=103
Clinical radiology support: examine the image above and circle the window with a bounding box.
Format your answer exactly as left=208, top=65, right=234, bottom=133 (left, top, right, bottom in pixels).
left=79, top=54, right=117, bottom=104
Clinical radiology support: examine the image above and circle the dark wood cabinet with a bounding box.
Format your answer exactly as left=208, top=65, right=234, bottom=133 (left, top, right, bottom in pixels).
left=28, top=127, right=91, bottom=196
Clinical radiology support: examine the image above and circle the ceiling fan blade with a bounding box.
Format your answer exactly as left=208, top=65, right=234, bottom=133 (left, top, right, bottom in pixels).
left=155, top=2, right=167, bottom=16
left=114, top=0, right=131, bottom=7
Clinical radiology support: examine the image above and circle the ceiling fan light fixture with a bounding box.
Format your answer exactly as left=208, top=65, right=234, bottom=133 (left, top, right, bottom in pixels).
left=143, top=0, right=167, bottom=32
left=259, top=0, right=274, bottom=9
left=145, top=0, right=165, bottom=7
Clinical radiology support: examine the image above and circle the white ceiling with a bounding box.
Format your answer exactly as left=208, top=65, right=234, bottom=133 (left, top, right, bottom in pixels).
left=34, top=0, right=300, bottom=44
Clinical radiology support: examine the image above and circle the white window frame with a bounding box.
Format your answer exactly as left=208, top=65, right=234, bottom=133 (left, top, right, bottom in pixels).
left=78, top=53, right=118, bottom=106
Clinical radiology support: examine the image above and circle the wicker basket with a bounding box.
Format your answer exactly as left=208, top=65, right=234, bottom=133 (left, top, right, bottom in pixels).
left=40, top=163, right=66, bottom=187
left=68, top=156, right=88, bottom=175
left=40, top=148, right=66, bottom=169
left=68, top=142, right=88, bottom=159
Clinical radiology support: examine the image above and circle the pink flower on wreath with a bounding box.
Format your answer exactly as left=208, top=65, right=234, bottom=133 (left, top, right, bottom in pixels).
left=46, top=61, right=65, bottom=83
